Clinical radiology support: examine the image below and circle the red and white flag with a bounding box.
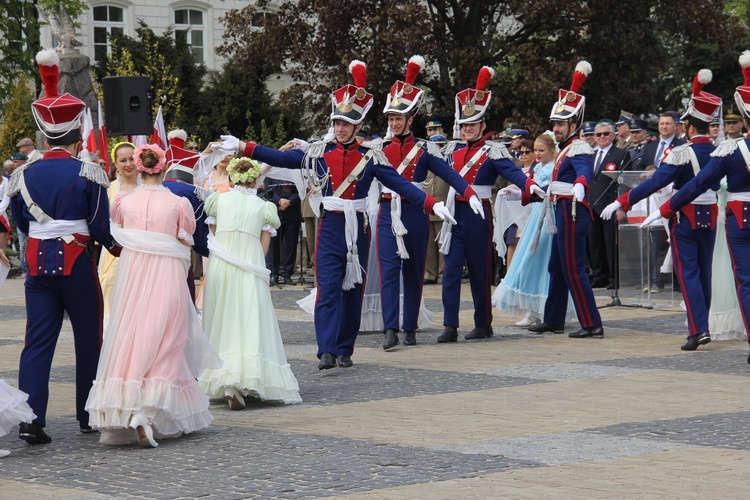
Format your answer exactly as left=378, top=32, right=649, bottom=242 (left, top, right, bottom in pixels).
left=97, top=101, right=109, bottom=172
left=80, top=107, right=96, bottom=160
left=150, top=105, right=166, bottom=149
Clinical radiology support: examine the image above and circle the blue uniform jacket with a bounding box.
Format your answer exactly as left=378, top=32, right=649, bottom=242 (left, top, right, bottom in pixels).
left=163, top=180, right=209, bottom=257
left=9, top=150, right=113, bottom=276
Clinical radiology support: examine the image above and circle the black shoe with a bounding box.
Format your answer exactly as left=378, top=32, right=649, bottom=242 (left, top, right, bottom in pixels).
left=568, top=326, right=604, bottom=338
left=529, top=322, right=565, bottom=334
left=19, top=423, right=51, bottom=445
left=437, top=326, right=458, bottom=343
left=269, top=276, right=278, bottom=286
left=318, top=352, right=337, bottom=370
left=337, top=355, right=353, bottom=368
left=423, top=278, right=437, bottom=285
left=589, top=279, right=609, bottom=288
left=465, top=326, right=493, bottom=340
left=383, top=329, right=399, bottom=350
left=79, top=421, right=97, bottom=434
left=281, top=275, right=294, bottom=285
left=403, top=331, right=417, bottom=346
left=681, top=332, right=710, bottom=351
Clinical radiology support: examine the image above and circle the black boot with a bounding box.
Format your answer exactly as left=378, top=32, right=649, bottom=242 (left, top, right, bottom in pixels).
left=465, top=326, right=494, bottom=340
left=437, top=326, right=458, bottom=343
left=318, top=352, right=337, bottom=370
left=19, top=423, right=51, bottom=445
left=403, top=331, right=417, bottom=346
left=383, top=329, right=399, bottom=350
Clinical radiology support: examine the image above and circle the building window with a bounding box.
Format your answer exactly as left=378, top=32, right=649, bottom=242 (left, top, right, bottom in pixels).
left=174, top=9, right=204, bottom=64
left=93, top=5, right=124, bottom=63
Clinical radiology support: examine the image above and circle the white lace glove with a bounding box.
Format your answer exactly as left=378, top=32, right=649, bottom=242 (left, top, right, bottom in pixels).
left=468, top=195, right=485, bottom=219
left=432, top=201, right=457, bottom=225
left=572, top=183, right=585, bottom=202
left=640, top=210, right=663, bottom=228
left=530, top=184, right=547, bottom=198
left=601, top=201, right=621, bottom=220
left=498, top=187, right=521, bottom=201
left=218, top=134, right=240, bottom=151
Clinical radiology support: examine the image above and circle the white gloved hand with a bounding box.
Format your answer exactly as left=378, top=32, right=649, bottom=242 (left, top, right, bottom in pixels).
left=498, top=187, right=521, bottom=201
left=218, top=134, right=240, bottom=151
left=432, top=201, right=457, bottom=225
left=530, top=184, right=547, bottom=198
left=468, top=195, right=485, bottom=219
left=572, top=183, right=585, bottom=202
left=601, top=201, right=622, bottom=221
left=640, top=210, right=663, bottom=228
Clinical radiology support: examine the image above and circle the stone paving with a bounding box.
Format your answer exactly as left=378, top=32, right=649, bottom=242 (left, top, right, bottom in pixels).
left=1, top=277, right=750, bottom=498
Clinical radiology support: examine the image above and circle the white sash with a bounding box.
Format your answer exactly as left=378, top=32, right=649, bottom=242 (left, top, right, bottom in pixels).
left=207, top=232, right=271, bottom=279
left=111, top=224, right=190, bottom=262
left=727, top=192, right=750, bottom=202
left=321, top=196, right=368, bottom=290
left=29, top=219, right=89, bottom=239
left=382, top=143, right=424, bottom=260
left=439, top=146, right=488, bottom=255
left=672, top=188, right=717, bottom=205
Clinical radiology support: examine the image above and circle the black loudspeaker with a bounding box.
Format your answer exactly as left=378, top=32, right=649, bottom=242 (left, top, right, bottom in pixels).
left=102, top=76, right=152, bottom=136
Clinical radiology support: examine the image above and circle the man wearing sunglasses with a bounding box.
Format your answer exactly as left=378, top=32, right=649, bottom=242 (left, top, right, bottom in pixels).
left=587, top=121, right=629, bottom=289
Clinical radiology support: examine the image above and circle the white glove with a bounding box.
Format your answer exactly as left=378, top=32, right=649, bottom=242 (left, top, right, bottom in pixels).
left=498, top=187, right=521, bottom=201
left=640, top=210, right=663, bottom=228
left=468, top=195, right=485, bottom=219
left=530, top=184, right=547, bottom=198
left=218, top=134, right=240, bottom=151
left=432, top=201, right=457, bottom=225
left=572, top=183, right=585, bottom=202
left=601, top=201, right=621, bottom=221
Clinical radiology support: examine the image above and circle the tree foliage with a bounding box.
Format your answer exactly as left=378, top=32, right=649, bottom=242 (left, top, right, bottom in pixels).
left=93, top=21, right=206, bottom=132
left=219, top=0, right=750, bottom=137
left=0, top=1, right=40, bottom=107
left=0, top=77, right=36, bottom=160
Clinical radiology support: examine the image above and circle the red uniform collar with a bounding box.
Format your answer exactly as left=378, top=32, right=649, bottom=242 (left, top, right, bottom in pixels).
left=689, top=135, right=712, bottom=144
left=42, top=149, right=76, bottom=160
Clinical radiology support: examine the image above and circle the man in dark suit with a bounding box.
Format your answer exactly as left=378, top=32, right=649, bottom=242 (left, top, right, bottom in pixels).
left=632, top=112, right=686, bottom=170
left=587, top=121, right=630, bottom=288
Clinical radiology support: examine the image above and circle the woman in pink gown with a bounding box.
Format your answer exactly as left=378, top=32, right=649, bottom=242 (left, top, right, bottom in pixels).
left=86, top=144, right=219, bottom=447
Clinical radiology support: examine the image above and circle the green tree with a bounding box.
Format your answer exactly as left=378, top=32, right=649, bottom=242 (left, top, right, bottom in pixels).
left=0, top=77, right=36, bottom=160
left=0, top=1, right=40, bottom=107
left=218, top=0, right=749, bottom=137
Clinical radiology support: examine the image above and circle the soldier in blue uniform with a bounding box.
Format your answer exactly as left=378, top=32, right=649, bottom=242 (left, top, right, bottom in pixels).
left=643, top=53, right=750, bottom=356
left=527, top=61, right=604, bottom=338
left=437, top=66, right=545, bottom=343
left=162, top=131, right=209, bottom=299
left=378, top=55, right=482, bottom=349
left=219, top=61, right=456, bottom=370
left=8, top=50, right=115, bottom=444
left=604, top=69, right=722, bottom=350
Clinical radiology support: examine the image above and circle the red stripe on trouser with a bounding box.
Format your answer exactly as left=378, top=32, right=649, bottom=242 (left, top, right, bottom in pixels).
left=564, top=203, right=591, bottom=325
left=670, top=223, right=696, bottom=335
left=726, top=231, right=750, bottom=340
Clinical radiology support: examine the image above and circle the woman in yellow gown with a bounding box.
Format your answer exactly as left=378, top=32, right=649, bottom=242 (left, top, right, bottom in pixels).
left=98, top=142, right=139, bottom=328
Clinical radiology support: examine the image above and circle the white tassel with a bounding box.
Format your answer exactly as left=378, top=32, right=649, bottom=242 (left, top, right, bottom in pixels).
left=486, top=142, right=511, bottom=160
left=342, top=245, right=363, bottom=290
left=390, top=195, right=410, bottom=259
left=79, top=161, right=110, bottom=187
left=424, top=140, right=443, bottom=158
left=711, top=138, right=739, bottom=157
left=323, top=125, right=335, bottom=142
left=567, top=139, right=595, bottom=157
left=441, top=141, right=462, bottom=156
left=660, top=248, right=673, bottom=273
left=662, top=143, right=692, bottom=166
left=438, top=186, right=458, bottom=255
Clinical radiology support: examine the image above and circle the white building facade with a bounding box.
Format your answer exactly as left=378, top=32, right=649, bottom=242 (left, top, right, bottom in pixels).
left=39, top=0, right=291, bottom=94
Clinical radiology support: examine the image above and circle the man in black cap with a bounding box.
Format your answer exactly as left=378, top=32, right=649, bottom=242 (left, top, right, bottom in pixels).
left=615, top=111, right=634, bottom=149
left=708, top=113, right=721, bottom=145
left=627, top=118, right=650, bottom=159
left=724, top=108, right=744, bottom=139
left=579, top=121, right=597, bottom=147
left=421, top=113, right=445, bottom=140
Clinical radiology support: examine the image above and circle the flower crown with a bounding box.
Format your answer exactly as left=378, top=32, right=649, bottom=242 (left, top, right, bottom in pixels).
left=133, top=144, right=166, bottom=174
left=227, top=157, right=262, bottom=185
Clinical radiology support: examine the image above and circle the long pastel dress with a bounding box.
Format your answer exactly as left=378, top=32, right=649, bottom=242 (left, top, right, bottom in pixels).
left=492, top=161, right=575, bottom=319
left=0, top=380, right=34, bottom=436
left=86, top=185, right=219, bottom=444
left=195, top=169, right=231, bottom=311
left=98, top=179, right=137, bottom=327
left=199, top=186, right=302, bottom=404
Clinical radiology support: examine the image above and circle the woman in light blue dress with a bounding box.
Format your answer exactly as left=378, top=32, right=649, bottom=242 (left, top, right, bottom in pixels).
left=492, top=133, right=574, bottom=326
